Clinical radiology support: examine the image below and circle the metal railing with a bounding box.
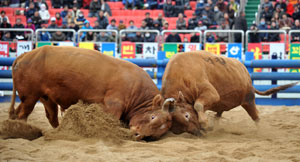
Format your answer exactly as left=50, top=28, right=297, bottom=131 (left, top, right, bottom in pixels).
left=119, top=29, right=160, bottom=44
left=161, top=30, right=202, bottom=43
left=0, top=28, right=34, bottom=41
left=203, top=30, right=244, bottom=46
left=78, top=29, right=118, bottom=44
left=289, top=30, right=300, bottom=44
left=35, top=29, right=77, bottom=43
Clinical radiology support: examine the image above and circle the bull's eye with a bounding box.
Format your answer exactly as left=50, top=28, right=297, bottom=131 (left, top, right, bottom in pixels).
left=151, top=115, right=156, bottom=120
left=184, top=113, right=190, bottom=120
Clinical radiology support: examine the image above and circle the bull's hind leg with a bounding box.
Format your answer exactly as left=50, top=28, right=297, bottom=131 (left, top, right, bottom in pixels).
left=15, top=95, right=39, bottom=121
left=241, top=101, right=260, bottom=122
left=40, top=97, right=59, bottom=128
left=194, top=82, right=220, bottom=129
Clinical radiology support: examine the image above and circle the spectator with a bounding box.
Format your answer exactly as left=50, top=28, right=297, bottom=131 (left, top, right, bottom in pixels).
left=118, top=20, right=126, bottom=31
left=55, top=12, right=63, bottom=27
left=176, top=13, right=186, bottom=30
left=249, top=24, right=260, bottom=43
left=25, top=18, right=35, bottom=39
left=224, top=12, right=234, bottom=29
left=25, top=2, right=36, bottom=19
left=293, top=5, right=300, bottom=21
left=203, top=4, right=214, bottom=22
left=273, top=12, right=281, bottom=25
left=188, top=13, right=198, bottom=29
left=163, top=21, right=169, bottom=30
left=0, top=17, right=12, bottom=29
left=262, top=0, right=273, bottom=11
left=216, top=21, right=229, bottom=42
left=0, top=0, right=10, bottom=7
left=286, top=0, right=294, bottom=17
left=100, top=0, right=112, bottom=16
left=163, top=0, right=175, bottom=17
left=260, top=4, right=273, bottom=23
left=190, top=32, right=200, bottom=42
left=258, top=18, right=268, bottom=42
left=174, top=0, right=185, bottom=16
left=71, top=5, right=81, bottom=19
left=68, top=21, right=79, bottom=43
left=38, top=24, right=51, bottom=41
left=1, top=32, right=13, bottom=41
left=282, top=13, right=293, bottom=27
left=268, top=21, right=280, bottom=42
left=0, top=11, right=10, bottom=24
left=273, top=5, right=284, bottom=20
left=13, top=18, right=25, bottom=40
left=84, top=31, right=96, bottom=41
left=64, top=11, right=75, bottom=26
left=61, top=21, right=71, bottom=40
left=39, top=4, right=50, bottom=24
left=126, top=20, right=138, bottom=40
left=156, top=13, right=166, bottom=28
left=195, top=0, right=205, bottom=17
left=88, top=0, right=101, bottom=17
left=234, top=11, right=247, bottom=42
left=216, top=0, right=226, bottom=13
left=32, top=11, right=42, bottom=29
left=83, top=0, right=92, bottom=8
left=34, top=0, right=48, bottom=10
left=96, top=32, right=113, bottom=42
left=143, top=12, right=154, bottom=28
left=227, top=4, right=236, bottom=20
left=228, top=0, right=238, bottom=13
left=75, top=12, right=86, bottom=28
left=157, top=0, right=164, bottom=9
left=61, top=5, right=69, bottom=18
left=140, top=20, right=149, bottom=30
left=93, top=21, right=101, bottom=29
left=194, top=20, right=207, bottom=31
left=135, top=0, right=144, bottom=9
left=206, top=33, right=215, bottom=43
left=73, top=0, right=83, bottom=9
left=166, top=32, right=181, bottom=42
left=48, top=17, right=58, bottom=29
left=106, top=19, right=118, bottom=33
left=123, top=0, right=135, bottom=9
left=64, top=0, right=74, bottom=8
left=51, top=0, right=62, bottom=8
left=183, top=0, right=191, bottom=10
left=145, top=0, right=158, bottom=9
left=97, top=10, right=109, bottom=29
left=200, top=12, right=212, bottom=27
left=213, top=5, right=223, bottom=25
left=131, top=32, right=144, bottom=42
left=153, top=20, right=162, bottom=31
left=81, top=20, right=93, bottom=40
left=275, top=0, right=287, bottom=12
left=144, top=32, right=155, bottom=42
left=280, top=20, right=291, bottom=32
left=291, top=20, right=300, bottom=42
left=51, top=30, right=66, bottom=41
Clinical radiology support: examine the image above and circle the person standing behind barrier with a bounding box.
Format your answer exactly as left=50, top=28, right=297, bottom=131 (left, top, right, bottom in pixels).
left=176, top=13, right=187, bottom=30
left=38, top=24, right=51, bottom=41
left=234, top=11, right=247, bottom=43
left=194, top=20, right=207, bottom=31
left=97, top=10, right=109, bottom=29
left=165, top=32, right=181, bottom=42
left=291, top=20, right=300, bottom=42
left=249, top=24, right=260, bottom=43
left=51, top=29, right=67, bottom=41
left=106, top=19, right=117, bottom=35
left=0, top=17, right=12, bottom=40
left=80, top=20, right=93, bottom=41
left=216, top=21, right=229, bottom=42
left=268, top=21, right=280, bottom=42
left=25, top=19, right=35, bottom=40
left=96, top=32, right=113, bottom=42
left=39, top=4, right=50, bottom=24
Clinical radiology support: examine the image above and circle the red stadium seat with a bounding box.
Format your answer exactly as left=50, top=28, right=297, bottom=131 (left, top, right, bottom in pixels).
left=152, top=10, right=163, bottom=17
left=190, top=1, right=196, bottom=10
left=115, top=2, right=124, bottom=10
left=0, top=8, right=14, bottom=15
left=185, top=10, right=194, bottom=17
left=81, top=9, right=89, bottom=16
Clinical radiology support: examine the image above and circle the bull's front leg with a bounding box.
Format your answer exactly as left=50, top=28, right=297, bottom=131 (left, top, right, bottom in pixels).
left=194, top=82, right=220, bottom=130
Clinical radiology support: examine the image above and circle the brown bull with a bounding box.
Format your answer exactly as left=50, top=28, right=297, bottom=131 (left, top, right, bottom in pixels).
left=9, top=46, right=174, bottom=140
left=161, top=51, right=297, bottom=135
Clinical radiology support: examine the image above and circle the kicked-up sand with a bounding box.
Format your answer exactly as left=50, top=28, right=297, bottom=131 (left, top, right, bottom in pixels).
left=0, top=102, right=300, bottom=162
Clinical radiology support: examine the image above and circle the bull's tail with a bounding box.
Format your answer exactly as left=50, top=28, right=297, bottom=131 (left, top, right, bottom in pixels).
left=9, top=61, right=18, bottom=119
left=254, top=82, right=298, bottom=96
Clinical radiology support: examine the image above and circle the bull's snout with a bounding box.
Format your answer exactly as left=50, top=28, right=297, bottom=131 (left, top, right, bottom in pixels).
left=130, top=126, right=144, bottom=141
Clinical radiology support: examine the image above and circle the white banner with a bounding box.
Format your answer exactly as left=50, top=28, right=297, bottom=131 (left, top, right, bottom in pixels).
left=269, top=43, right=285, bottom=60
left=58, top=42, right=75, bottom=46
left=184, top=43, right=201, bottom=52
left=17, top=41, right=32, bottom=56
left=143, top=43, right=158, bottom=59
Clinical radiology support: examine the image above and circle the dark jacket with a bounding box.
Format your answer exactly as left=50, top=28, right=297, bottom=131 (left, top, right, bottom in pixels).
left=166, top=34, right=181, bottom=42
left=188, top=17, right=198, bottom=29
left=97, top=15, right=109, bottom=29
left=13, top=24, right=25, bottom=38
left=234, top=16, right=247, bottom=32
left=144, top=17, right=154, bottom=28
left=51, top=32, right=66, bottom=41
left=89, top=1, right=102, bottom=14
left=163, top=3, right=175, bottom=17
left=25, top=8, right=36, bottom=19
left=31, top=15, right=42, bottom=29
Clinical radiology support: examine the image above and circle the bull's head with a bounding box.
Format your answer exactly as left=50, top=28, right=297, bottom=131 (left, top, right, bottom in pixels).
left=129, top=94, right=174, bottom=141
left=170, top=91, right=203, bottom=136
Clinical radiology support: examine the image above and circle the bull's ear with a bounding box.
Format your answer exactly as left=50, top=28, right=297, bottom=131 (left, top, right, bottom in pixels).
left=153, top=94, right=164, bottom=107
left=178, top=91, right=186, bottom=103
left=162, top=98, right=176, bottom=113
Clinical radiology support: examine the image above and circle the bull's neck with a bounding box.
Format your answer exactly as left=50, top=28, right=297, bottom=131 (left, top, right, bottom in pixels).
left=125, top=99, right=153, bottom=122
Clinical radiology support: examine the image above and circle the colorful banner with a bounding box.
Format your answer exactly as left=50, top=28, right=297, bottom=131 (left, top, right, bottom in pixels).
left=101, top=43, right=116, bottom=57
left=163, top=44, right=178, bottom=59
left=58, top=42, right=75, bottom=46
left=17, top=41, right=32, bottom=56
left=121, top=43, right=136, bottom=58
left=78, top=42, right=94, bottom=50
left=290, top=44, right=300, bottom=72
left=205, top=43, right=220, bottom=55
left=269, top=43, right=285, bottom=60
left=227, top=43, right=242, bottom=60
left=36, top=42, right=52, bottom=48
left=0, top=42, right=9, bottom=70
left=143, top=43, right=158, bottom=59
left=248, top=43, right=262, bottom=72
left=184, top=43, right=201, bottom=52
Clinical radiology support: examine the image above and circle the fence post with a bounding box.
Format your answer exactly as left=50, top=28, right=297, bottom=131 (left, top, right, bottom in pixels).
left=157, top=51, right=166, bottom=90
left=245, top=51, right=254, bottom=74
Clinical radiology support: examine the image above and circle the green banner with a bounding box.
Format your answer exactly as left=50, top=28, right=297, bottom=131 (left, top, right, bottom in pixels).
left=163, top=44, right=178, bottom=59
left=289, top=44, right=300, bottom=72
left=36, top=42, right=52, bottom=48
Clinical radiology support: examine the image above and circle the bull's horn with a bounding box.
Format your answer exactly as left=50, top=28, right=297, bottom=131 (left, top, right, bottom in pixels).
left=162, top=98, right=175, bottom=112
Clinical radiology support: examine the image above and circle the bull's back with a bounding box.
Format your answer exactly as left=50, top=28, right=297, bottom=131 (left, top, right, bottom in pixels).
left=162, top=51, right=252, bottom=108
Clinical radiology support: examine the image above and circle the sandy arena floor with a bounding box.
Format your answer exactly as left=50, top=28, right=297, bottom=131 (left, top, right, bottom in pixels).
left=1, top=102, right=300, bottom=162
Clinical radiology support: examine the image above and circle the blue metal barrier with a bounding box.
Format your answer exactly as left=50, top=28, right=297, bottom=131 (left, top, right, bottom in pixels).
left=0, top=52, right=299, bottom=105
